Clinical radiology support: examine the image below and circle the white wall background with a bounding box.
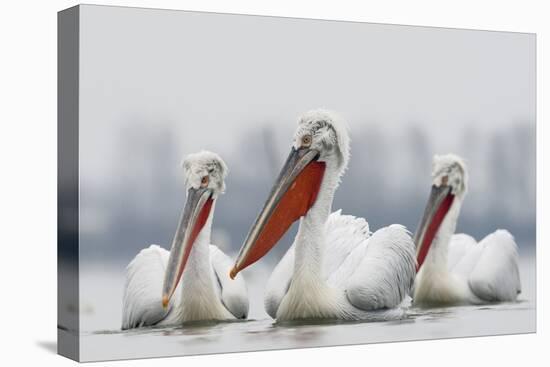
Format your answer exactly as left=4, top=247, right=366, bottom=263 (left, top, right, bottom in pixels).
left=0, top=1, right=547, bottom=366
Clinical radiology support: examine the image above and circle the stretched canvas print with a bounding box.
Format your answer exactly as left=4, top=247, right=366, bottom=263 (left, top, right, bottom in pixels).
left=58, top=4, right=536, bottom=362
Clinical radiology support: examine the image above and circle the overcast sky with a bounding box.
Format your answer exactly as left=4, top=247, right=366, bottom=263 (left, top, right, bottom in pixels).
left=79, top=5, right=534, bottom=183
left=76, top=5, right=535, bottom=264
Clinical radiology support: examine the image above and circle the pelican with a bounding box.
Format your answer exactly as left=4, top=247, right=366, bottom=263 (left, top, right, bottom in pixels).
left=122, top=151, right=248, bottom=329
left=413, top=154, right=521, bottom=306
left=230, top=110, right=416, bottom=321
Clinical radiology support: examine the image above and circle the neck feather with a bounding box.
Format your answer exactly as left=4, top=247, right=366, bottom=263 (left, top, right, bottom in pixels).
left=178, top=204, right=224, bottom=320
left=293, top=163, right=340, bottom=284
left=182, top=215, right=213, bottom=280
left=422, top=197, right=463, bottom=271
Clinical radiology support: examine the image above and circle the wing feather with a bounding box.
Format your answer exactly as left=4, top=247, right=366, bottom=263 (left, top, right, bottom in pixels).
left=448, top=233, right=477, bottom=271
left=121, top=245, right=178, bottom=329
left=324, top=210, right=371, bottom=283
left=264, top=245, right=295, bottom=319
left=209, top=245, right=249, bottom=319
left=345, top=225, right=416, bottom=311
left=264, top=212, right=414, bottom=316
left=468, top=230, right=521, bottom=302
left=264, top=210, right=369, bottom=317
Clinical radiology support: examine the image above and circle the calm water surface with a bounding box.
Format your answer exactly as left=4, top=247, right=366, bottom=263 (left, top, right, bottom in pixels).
left=73, top=251, right=536, bottom=362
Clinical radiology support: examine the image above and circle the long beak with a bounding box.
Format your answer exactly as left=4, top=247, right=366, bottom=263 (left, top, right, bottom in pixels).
left=414, top=185, right=454, bottom=271
left=162, top=187, right=214, bottom=308
left=230, top=147, right=325, bottom=279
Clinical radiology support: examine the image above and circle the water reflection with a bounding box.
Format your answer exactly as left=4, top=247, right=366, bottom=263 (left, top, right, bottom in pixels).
left=78, top=253, right=536, bottom=362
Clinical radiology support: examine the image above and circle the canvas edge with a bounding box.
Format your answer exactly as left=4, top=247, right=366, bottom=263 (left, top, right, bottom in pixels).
left=56, top=4, right=537, bottom=362
left=57, top=4, right=81, bottom=362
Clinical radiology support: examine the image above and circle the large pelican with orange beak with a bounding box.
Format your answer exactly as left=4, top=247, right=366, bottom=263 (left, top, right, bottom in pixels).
left=413, top=154, right=521, bottom=306
left=230, top=110, right=416, bottom=321
left=122, top=151, right=248, bottom=329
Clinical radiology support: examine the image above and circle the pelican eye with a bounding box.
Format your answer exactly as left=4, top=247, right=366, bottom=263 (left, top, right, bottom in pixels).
left=441, top=175, right=449, bottom=185
left=201, top=176, right=209, bottom=187
left=302, top=134, right=312, bottom=147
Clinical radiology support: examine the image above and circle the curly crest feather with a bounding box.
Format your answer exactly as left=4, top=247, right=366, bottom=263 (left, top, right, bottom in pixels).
left=182, top=150, right=228, bottom=194
left=294, top=109, right=351, bottom=173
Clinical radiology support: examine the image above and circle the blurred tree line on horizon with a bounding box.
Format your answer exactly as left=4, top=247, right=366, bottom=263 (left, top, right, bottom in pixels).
left=78, top=120, right=536, bottom=266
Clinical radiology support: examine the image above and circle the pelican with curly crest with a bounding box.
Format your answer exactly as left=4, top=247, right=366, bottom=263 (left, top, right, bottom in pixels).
left=413, top=154, right=521, bottom=307
left=230, top=110, right=416, bottom=322
left=122, top=151, right=248, bottom=329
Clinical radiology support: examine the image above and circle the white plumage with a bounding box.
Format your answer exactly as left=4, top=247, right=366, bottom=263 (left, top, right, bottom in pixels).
left=122, top=245, right=179, bottom=329
left=266, top=213, right=415, bottom=321
left=121, top=152, right=248, bottom=329
left=122, top=243, right=248, bottom=329
left=343, top=224, right=416, bottom=311
left=234, top=110, right=416, bottom=321
left=452, top=230, right=520, bottom=302
left=413, top=154, right=521, bottom=306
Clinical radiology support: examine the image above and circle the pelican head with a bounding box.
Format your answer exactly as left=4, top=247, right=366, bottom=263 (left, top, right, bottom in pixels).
left=162, top=151, right=228, bottom=307
left=431, top=154, right=468, bottom=198
left=414, top=154, right=468, bottom=270
left=293, top=109, right=350, bottom=174
left=230, top=109, right=350, bottom=278
left=182, top=150, right=229, bottom=198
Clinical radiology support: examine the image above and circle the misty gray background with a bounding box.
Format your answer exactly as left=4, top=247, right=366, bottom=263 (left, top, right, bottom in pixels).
left=78, top=5, right=535, bottom=270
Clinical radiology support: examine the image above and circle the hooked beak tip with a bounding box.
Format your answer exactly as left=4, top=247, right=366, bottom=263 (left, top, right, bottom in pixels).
left=162, top=296, right=169, bottom=309
left=229, top=267, right=238, bottom=280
